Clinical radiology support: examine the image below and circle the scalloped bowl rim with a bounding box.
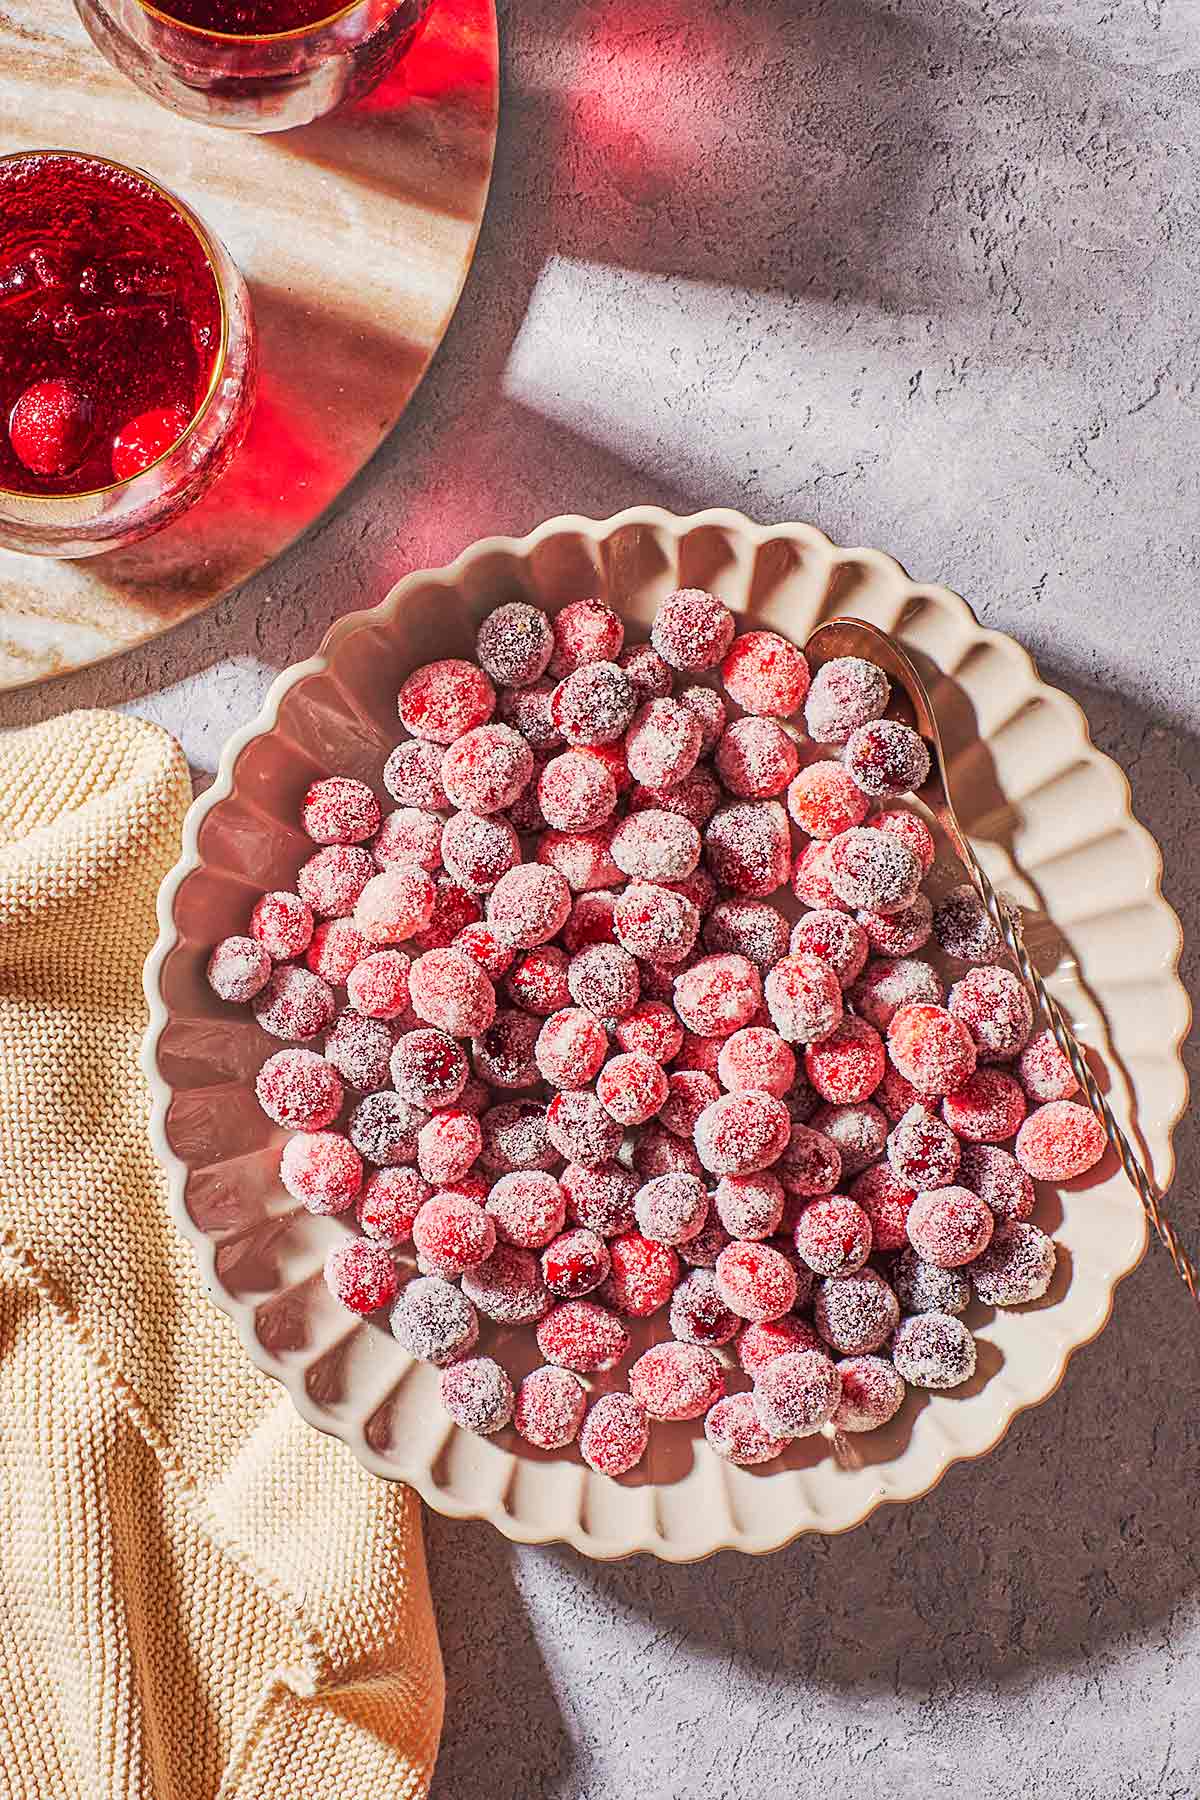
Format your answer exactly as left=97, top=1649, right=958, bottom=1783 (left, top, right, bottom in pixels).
left=143, top=506, right=1190, bottom=1562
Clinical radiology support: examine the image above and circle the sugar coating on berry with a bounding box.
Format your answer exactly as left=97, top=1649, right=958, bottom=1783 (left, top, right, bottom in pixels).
left=891, top=1312, right=976, bottom=1389
left=827, top=828, right=922, bottom=916
left=704, top=801, right=791, bottom=897
left=618, top=641, right=674, bottom=700
left=486, top=1170, right=566, bottom=1249
left=536, top=1299, right=629, bottom=1371
left=322, top=1009, right=394, bottom=1093
left=716, top=717, right=800, bottom=799
left=695, top=1091, right=791, bottom=1176
left=851, top=956, right=941, bottom=1031
left=537, top=751, right=617, bottom=833
left=891, top=1247, right=970, bottom=1317
left=541, top=1226, right=610, bottom=1297
left=354, top=866, right=437, bottom=945
left=1016, top=1028, right=1079, bottom=1104
left=875, top=1062, right=923, bottom=1123
left=1015, top=1099, right=1106, bottom=1181
left=476, top=602, right=555, bottom=688
left=660, top=1071, right=720, bottom=1139
left=534, top=1008, right=608, bottom=1089
left=479, top=1101, right=556, bottom=1173
left=625, top=698, right=704, bottom=790
left=610, top=810, right=701, bottom=885
left=324, top=1240, right=399, bottom=1315
left=804, top=1016, right=886, bottom=1106
left=630, top=1342, right=725, bottom=1420
left=858, top=893, right=934, bottom=958
left=629, top=767, right=722, bottom=833
left=579, top=1392, right=649, bottom=1476
left=302, top=776, right=380, bottom=846
left=721, top=630, right=810, bottom=717
left=933, top=883, right=1004, bottom=963
left=514, top=1366, right=587, bottom=1449
left=942, top=1068, right=1028, bottom=1145
left=793, top=1195, right=872, bottom=1277
left=791, top=840, right=850, bottom=914
left=788, top=912, right=868, bottom=990
left=384, top=739, right=450, bottom=810
left=440, top=1356, right=514, bottom=1434
left=888, top=1003, right=977, bottom=1097
left=567, top=942, right=641, bottom=1020
left=633, top=1122, right=705, bottom=1180
left=598, top=1052, right=669, bottom=1126
left=776, top=1122, right=843, bottom=1198
left=948, top=965, right=1033, bottom=1063
left=208, top=935, right=271, bottom=1003
left=357, top=1166, right=431, bottom=1247
left=549, top=599, right=624, bottom=677
left=865, top=807, right=936, bottom=873
left=256, top=1048, right=343, bottom=1130
left=669, top=1268, right=740, bottom=1344
left=703, top=899, right=790, bottom=974
left=384, top=1031, right=464, bottom=1113
left=550, top=662, right=637, bottom=746
left=753, top=1348, right=841, bottom=1438
left=441, top=811, right=520, bottom=893
left=715, top=1027, right=793, bottom=1100
left=809, top=1102, right=888, bottom=1176
left=970, top=1220, right=1056, bottom=1305
left=304, top=918, right=368, bottom=984
left=804, top=657, right=890, bottom=745
left=409, top=874, right=483, bottom=951
left=764, top=953, right=843, bottom=1045
left=715, top=1240, right=797, bottom=1321
left=613, top=882, right=700, bottom=964
left=906, top=1185, right=994, bottom=1268
left=498, top=679, right=563, bottom=750
left=280, top=1131, right=362, bottom=1213
left=471, top=1009, right=541, bottom=1090
left=736, top=1314, right=820, bottom=1377
left=888, top=1104, right=961, bottom=1188
left=416, top=1109, right=482, bottom=1185
left=601, top=1233, right=680, bottom=1316
left=833, top=1355, right=906, bottom=1432
left=349, top=1092, right=427, bottom=1166
left=412, top=1191, right=494, bottom=1276
left=651, top=588, right=736, bottom=671
left=633, top=1172, right=709, bottom=1245
left=677, top=1209, right=732, bottom=1269
left=345, top=950, right=411, bottom=1022
left=705, top=1391, right=787, bottom=1465
left=251, top=891, right=314, bottom=961
left=678, top=684, right=728, bottom=753
left=504, top=944, right=570, bottom=1016
left=297, top=846, right=376, bottom=920
left=713, top=1171, right=784, bottom=1241
left=399, top=659, right=495, bottom=744
left=613, top=999, right=684, bottom=1063
left=848, top=1163, right=914, bottom=1252
left=786, top=761, right=867, bottom=840
left=844, top=719, right=931, bottom=799
left=956, top=1142, right=1035, bottom=1222
left=252, top=965, right=335, bottom=1042
left=442, top=724, right=534, bottom=816
left=487, top=864, right=572, bottom=948
left=561, top=1161, right=639, bottom=1237
left=453, top=923, right=517, bottom=979
left=813, top=1267, right=900, bottom=1355
left=461, top=1242, right=553, bottom=1325
left=536, top=826, right=622, bottom=894
left=407, top=948, right=496, bottom=1038
left=391, top=1276, right=479, bottom=1366
left=673, top=954, right=762, bottom=1039
left=546, top=1089, right=624, bottom=1168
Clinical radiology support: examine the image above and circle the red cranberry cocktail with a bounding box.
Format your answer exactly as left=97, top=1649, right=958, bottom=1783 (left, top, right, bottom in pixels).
left=73, top=0, right=436, bottom=132
left=0, top=151, right=255, bottom=558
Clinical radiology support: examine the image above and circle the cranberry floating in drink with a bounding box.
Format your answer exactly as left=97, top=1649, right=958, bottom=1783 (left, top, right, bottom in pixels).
left=0, top=151, right=256, bottom=558
left=73, top=0, right=436, bottom=131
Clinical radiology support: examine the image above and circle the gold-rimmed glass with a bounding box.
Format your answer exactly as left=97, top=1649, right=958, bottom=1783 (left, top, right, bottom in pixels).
left=0, top=150, right=257, bottom=559
left=74, top=0, right=436, bottom=132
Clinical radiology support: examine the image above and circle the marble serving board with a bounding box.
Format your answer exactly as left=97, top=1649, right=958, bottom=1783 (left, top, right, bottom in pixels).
left=0, top=0, right=498, bottom=689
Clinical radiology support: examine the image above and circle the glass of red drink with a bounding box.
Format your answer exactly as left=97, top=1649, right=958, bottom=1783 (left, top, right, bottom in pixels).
left=0, top=151, right=256, bottom=559
left=73, top=0, right=436, bottom=131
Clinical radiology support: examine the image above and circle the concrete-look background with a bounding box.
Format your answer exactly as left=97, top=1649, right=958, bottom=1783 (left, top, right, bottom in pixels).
left=5, top=1, right=1198, bottom=1794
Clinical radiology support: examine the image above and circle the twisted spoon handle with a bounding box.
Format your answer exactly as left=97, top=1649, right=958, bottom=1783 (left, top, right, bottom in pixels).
left=962, top=845, right=1199, bottom=1307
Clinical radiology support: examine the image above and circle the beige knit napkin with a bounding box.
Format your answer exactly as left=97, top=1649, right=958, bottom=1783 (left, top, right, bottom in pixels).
left=0, top=711, right=443, bottom=1800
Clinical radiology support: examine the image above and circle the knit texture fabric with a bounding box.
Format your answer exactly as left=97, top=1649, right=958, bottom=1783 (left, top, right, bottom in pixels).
left=0, top=711, right=443, bottom=1800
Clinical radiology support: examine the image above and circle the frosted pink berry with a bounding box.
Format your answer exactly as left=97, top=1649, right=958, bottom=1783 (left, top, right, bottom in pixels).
left=705, top=1392, right=787, bottom=1465
left=861, top=886, right=934, bottom=956
left=412, top=1192, right=495, bottom=1276
left=803, top=656, right=890, bottom=745
left=541, top=1226, right=610, bottom=1297
left=717, top=1026, right=796, bottom=1099
left=462, top=1242, right=552, bottom=1324
left=252, top=965, right=335, bottom=1042
left=715, top=1241, right=798, bottom=1321
left=207, top=935, right=271, bottom=1003
left=384, top=739, right=449, bottom=810
left=280, top=1130, right=362, bottom=1213
left=753, top=1349, right=840, bottom=1437
left=514, top=1366, right=587, bottom=1449
left=715, top=716, right=800, bottom=799
left=324, top=1241, right=399, bottom=1315
left=695, top=1091, right=791, bottom=1175
left=764, top=953, right=843, bottom=1044
left=440, top=810, right=521, bottom=893
left=545, top=1089, right=623, bottom=1168
left=487, top=863, right=572, bottom=947
left=673, top=953, right=762, bottom=1039
left=633, top=1171, right=710, bottom=1244
left=735, top=1314, right=820, bottom=1378
left=942, top=1068, right=1027, bottom=1144
left=788, top=911, right=868, bottom=989
left=537, top=750, right=617, bottom=831
left=297, top=846, right=376, bottom=920
left=624, top=697, right=703, bottom=789
left=550, top=661, right=637, bottom=746
left=651, top=588, right=736, bottom=671
left=629, top=1342, right=724, bottom=1420
left=612, top=881, right=700, bottom=963
left=561, top=1160, right=640, bottom=1238
left=906, top=1185, right=994, bottom=1268
left=548, top=599, right=624, bottom=676
left=398, top=658, right=495, bottom=744
left=357, top=1166, right=430, bottom=1247
left=354, top=866, right=437, bottom=945
left=833, top=1356, right=906, bottom=1432
left=301, top=776, right=380, bottom=846
left=442, top=723, right=534, bottom=815
left=713, top=1171, right=784, bottom=1240
left=703, top=899, right=790, bottom=973
left=1016, top=1028, right=1079, bottom=1103
left=504, top=944, right=570, bottom=1016
left=390, top=1276, right=478, bottom=1366
left=721, top=630, right=810, bottom=717
left=887, top=1104, right=961, bottom=1188
left=704, top=801, right=791, bottom=898
left=304, top=917, right=368, bottom=984
left=786, top=761, right=868, bottom=839
left=536, top=1299, right=629, bottom=1372
left=613, top=999, right=684, bottom=1063
left=813, top=1267, right=899, bottom=1355
left=250, top=890, right=314, bottom=961
left=888, top=1004, right=977, bottom=1097
left=803, top=1016, right=886, bottom=1105
left=476, top=602, right=554, bottom=688
left=439, top=1356, right=514, bottom=1433
left=669, top=1268, right=739, bottom=1345
left=256, top=1048, right=342, bottom=1130
left=597, top=1052, right=669, bottom=1126
left=677, top=683, right=727, bottom=752
left=793, top=1195, right=872, bottom=1277
left=1014, top=1099, right=1106, bottom=1181
left=891, top=1312, right=976, bottom=1389
left=844, top=719, right=930, bottom=799
left=579, top=1392, right=648, bottom=1475
left=600, top=1233, right=680, bottom=1316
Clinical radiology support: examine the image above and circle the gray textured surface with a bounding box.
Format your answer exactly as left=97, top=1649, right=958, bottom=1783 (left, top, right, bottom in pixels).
left=4, top=1, right=1199, bottom=1793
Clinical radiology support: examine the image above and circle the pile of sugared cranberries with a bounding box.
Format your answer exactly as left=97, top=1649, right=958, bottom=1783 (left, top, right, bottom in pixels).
left=211, top=590, right=1086, bottom=1474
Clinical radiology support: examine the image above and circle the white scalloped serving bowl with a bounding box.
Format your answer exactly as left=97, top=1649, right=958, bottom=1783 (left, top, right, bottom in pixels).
left=144, top=508, right=1189, bottom=1561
